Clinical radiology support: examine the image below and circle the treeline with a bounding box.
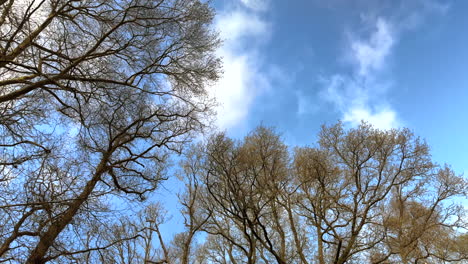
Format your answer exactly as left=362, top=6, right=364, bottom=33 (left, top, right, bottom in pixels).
left=112, top=123, right=467, bottom=264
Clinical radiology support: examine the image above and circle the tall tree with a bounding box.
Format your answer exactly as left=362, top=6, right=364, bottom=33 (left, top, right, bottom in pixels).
left=201, top=128, right=293, bottom=264
left=294, top=123, right=467, bottom=264
left=186, top=123, right=467, bottom=264
left=0, top=0, right=220, bottom=262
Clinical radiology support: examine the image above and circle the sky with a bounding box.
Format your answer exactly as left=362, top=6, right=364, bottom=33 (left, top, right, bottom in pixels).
left=158, top=0, right=468, bottom=238
left=209, top=0, right=468, bottom=175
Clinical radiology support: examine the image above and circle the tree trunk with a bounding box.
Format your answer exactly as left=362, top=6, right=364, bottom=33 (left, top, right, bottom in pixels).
left=26, top=154, right=110, bottom=264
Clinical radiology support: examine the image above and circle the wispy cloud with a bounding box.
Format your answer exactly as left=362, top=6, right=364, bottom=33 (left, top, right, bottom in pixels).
left=320, top=73, right=398, bottom=130
left=394, top=0, right=450, bottom=30
left=316, top=0, right=449, bottom=130
left=321, top=17, right=399, bottom=130
left=210, top=1, right=271, bottom=131
left=350, top=18, right=394, bottom=77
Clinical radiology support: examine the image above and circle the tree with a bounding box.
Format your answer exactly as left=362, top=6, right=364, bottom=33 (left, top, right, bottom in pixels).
left=184, top=123, right=467, bottom=264
left=294, top=123, right=467, bottom=264
left=200, top=128, right=294, bottom=264
left=377, top=166, right=468, bottom=263
left=172, top=146, right=213, bottom=264
left=0, top=0, right=220, bottom=262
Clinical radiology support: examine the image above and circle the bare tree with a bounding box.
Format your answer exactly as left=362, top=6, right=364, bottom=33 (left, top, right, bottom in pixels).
left=0, top=0, right=220, bottom=262
left=170, top=146, right=213, bottom=264
left=376, top=165, right=468, bottom=263
left=190, top=128, right=301, bottom=263
left=294, top=122, right=467, bottom=264
left=140, top=203, right=171, bottom=264
left=186, top=123, right=467, bottom=264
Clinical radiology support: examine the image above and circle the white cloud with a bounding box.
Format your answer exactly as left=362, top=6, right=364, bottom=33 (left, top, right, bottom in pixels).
left=350, top=18, right=394, bottom=77
left=326, top=2, right=449, bottom=129
left=212, top=52, right=257, bottom=129
left=210, top=6, right=271, bottom=130
left=323, top=1, right=449, bottom=130
left=346, top=18, right=399, bottom=130
left=343, top=106, right=398, bottom=130
left=320, top=74, right=398, bottom=130
left=320, top=17, right=400, bottom=130
left=216, top=11, right=269, bottom=50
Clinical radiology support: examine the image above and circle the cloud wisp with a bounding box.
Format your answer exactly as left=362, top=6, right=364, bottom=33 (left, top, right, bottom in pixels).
left=317, top=0, right=450, bottom=130
left=210, top=1, right=271, bottom=131
left=321, top=17, right=399, bottom=130
left=351, top=18, right=394, bottom=78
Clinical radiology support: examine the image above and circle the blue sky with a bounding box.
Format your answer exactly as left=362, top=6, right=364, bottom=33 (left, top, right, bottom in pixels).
left=209, top=0, right=468, bottom=175
left=158, top=0, right=468, bottom=238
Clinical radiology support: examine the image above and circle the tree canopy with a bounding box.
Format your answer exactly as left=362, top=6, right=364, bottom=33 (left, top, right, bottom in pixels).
left=0, top=0, right=220, bottom=262
left=181, top=123, right=467, bottom=264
